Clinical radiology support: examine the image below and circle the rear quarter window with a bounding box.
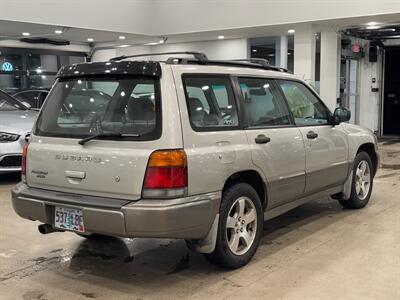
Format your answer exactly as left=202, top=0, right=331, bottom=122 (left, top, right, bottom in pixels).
left=182, top=75, right=239, bottom=131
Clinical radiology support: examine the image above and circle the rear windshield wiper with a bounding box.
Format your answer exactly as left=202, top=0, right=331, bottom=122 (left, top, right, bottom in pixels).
left=78, top=132, right=140, bottom=145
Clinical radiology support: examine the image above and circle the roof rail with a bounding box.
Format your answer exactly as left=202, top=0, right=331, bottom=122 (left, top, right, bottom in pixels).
left=166, top=57, right=289, bottom=72
left=109, top=51, right=208, bottom=62
left=231, top=58, right=271, bottom=67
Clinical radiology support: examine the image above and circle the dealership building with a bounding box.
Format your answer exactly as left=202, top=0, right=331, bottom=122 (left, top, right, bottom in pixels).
left=0, top=1, right=399, bottom=299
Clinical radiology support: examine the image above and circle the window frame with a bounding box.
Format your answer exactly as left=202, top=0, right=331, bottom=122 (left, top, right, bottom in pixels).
left=182, top=73, right=243, bottom=132
left=275, top=78, right=334, bottom=127
left=232, top=76, right=296, bottom=130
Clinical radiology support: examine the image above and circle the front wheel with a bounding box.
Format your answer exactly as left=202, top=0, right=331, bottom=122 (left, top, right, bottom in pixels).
left=204, top=183, right=263, bottom=269
left=339, top=151, right=374, bottom=209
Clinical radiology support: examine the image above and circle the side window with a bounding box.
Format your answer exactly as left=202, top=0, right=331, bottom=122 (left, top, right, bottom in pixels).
left=185, top=86, right=210, bottom=113
left=278, top=80, right=330, bottom=126
left=15, top=91, right=39, bottom=108
left=238, top=78, right=291, bottom=127
left=183, top=76, right=239, bottom=130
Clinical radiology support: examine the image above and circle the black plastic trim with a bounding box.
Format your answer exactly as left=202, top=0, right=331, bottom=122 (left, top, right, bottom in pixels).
left=56, top=61, right=162, bottom=79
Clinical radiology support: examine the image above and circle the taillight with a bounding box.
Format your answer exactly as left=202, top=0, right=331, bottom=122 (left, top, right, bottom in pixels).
left=143, top=149, right=188, bottom=198
left=21, top=142, right=29, bottom=182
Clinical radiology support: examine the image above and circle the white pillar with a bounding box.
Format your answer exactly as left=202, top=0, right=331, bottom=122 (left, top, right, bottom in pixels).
left=294, top=24, right=315, bottom=84
left=275, top=37, right=281, bottom=67
left=320, top=29, right=341, bottom=111
left=280, top=35, right=288, bottom=69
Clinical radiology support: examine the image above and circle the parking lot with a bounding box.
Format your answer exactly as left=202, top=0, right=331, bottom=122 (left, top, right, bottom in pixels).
left=0, top=140, right=398, bottom=299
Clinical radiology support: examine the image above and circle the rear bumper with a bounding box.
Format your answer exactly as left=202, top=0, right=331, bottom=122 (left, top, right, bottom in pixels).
left=11, top=183, right=220, bottom=239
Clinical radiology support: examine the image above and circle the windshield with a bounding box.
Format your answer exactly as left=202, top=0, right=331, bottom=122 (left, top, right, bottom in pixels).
left=35, top=77, right=161, bottom=140
left=0, top=90, right=28, bottom=111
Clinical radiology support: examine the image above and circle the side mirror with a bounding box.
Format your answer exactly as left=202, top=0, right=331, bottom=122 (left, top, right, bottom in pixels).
left=333, top=107, right=351, bottom=124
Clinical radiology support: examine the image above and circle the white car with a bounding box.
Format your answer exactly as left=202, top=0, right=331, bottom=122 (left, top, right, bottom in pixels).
left=0, top=90, right=38, bottom=174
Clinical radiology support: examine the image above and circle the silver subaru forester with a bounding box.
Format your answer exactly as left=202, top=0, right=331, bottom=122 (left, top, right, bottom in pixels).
left=11, top=52, right=379, bottom=269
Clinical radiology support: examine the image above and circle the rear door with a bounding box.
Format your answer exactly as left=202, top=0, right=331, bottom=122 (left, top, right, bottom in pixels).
left=27, top=68, right=182, bottom=200
left=237, top=77, right=306, bottom=208
left=276, top=80, right=349, bottom=194
left=172, top=68, right=249, bottom=197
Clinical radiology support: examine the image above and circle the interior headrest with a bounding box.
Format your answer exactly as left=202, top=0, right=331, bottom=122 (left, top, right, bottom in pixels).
left=127, top=96, right=155, bottom=121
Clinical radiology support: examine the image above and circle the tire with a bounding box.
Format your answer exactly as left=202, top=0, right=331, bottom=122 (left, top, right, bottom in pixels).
left=339, top=151, right=374, bottom=209
left=204, top=182, right=263, bottom=269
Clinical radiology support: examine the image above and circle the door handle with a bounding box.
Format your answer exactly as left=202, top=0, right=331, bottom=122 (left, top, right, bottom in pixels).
left=255, top=134, right=271, bottom=144
left=306, top=131, right=318, bottom=139
left=65, top=170, right=86, bottom=179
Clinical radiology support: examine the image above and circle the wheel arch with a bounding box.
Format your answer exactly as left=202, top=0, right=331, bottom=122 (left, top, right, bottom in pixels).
left=222, top=170, right=268, bottom=211
left=357, top=143, right=378, bottom=175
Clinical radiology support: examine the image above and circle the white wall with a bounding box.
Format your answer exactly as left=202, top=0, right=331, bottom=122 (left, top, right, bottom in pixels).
left=149, top=39, right=247, bottom=60
left=3, top=0, right=399, bottom=36
left=358, top=41, right=381, bottom=133
left=319, top=29, right=340, bottom=111
left=91, top=39, right=248, bottom=61
left=91, top=49, right=116, bottom=62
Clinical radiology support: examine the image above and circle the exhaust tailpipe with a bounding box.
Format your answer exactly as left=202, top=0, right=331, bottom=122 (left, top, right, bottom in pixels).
left=38, top=224, right=62, bottom=234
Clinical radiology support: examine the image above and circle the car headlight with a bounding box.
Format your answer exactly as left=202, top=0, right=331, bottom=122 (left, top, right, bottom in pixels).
left=0, top=132, right=20, bottom=142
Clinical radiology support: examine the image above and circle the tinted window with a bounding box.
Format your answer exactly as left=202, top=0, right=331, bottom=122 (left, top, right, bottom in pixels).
left=14, top=91, right=40, bottom=108
left=239, top=78, right=291, bottom=127
left=183, top=76, right=239, bottom=130
left=35, top=78, right=161, bottom=140
left=278, top=80, right=330, bottom=126
left=0, top=91, right=27, bottom=111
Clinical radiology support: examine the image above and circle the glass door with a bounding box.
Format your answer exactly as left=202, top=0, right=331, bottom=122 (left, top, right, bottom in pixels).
left=340, top=59, right=359, bottom=124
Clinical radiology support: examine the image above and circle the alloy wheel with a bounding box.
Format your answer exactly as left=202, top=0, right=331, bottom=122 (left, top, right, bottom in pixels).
left=355, top=160, right=371, bottom=200
left=225, top=196, right=257, bottom=255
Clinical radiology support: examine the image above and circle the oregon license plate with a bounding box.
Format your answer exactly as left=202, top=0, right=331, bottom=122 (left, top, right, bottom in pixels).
left=54, top=206, right=85, bottom=233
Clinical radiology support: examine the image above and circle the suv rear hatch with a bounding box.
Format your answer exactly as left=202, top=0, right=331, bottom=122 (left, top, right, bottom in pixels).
left=26, top=61, right=162, bottom=200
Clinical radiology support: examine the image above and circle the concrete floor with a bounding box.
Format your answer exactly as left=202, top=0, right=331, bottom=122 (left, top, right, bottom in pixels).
left=0, top=141, right=399, bottom=300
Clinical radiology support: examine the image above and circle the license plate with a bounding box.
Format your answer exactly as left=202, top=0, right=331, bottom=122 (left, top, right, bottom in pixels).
left=54, top=206, right=85, bottom=233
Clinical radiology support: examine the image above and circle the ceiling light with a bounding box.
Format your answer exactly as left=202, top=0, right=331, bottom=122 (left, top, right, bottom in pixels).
left=288, top=29, right=295, bottom=34
left=366, top=25, right=379, bottom=30
left=54, top=30, right=63, bottom=34
left=252, top=49, right=257, bottom=52
left=119, top=35, right=126, bottom=40
left=367, top=21, right=379, bottom=26
left=22, top=32, right=30, bottom=36
left=218, top=35, right=225, bottom=39
left=118, top=44, right=130, bottom=48
left=87, top=38, right=94, bottom=42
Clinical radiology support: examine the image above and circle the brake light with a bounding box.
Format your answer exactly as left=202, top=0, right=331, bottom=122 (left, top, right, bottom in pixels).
left=21, top=142, right=29, bottom=182
left=143, top=150, right=187, bottom=198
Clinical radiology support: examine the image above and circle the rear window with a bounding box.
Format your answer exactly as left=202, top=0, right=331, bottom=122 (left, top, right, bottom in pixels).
left=34, top=77, right=161, bottom=140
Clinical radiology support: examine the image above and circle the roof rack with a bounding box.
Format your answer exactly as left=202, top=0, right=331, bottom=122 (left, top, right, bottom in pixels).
left=231, top=58, right=271, bottom=67
left=166, top=57, right=289, bottom=72
left=109, top=51, right=288, bottom=72
left=109, top=51, right=208, bottom=62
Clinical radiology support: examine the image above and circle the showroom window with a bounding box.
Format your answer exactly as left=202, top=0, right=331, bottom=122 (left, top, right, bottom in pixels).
left=249, top=36, right=294, bottom=72
left=0, top=48, right=86, bottom=92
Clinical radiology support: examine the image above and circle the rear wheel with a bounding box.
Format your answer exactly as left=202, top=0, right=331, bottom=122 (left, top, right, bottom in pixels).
left=205, top=182, right=263, bottom=269
left=339, top=151, right=373, bottom=209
